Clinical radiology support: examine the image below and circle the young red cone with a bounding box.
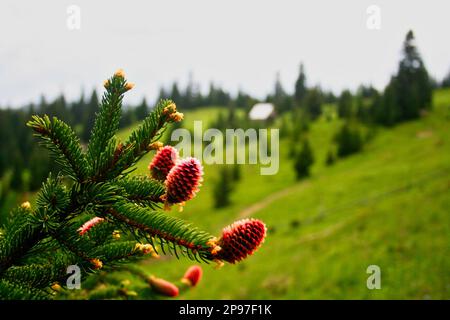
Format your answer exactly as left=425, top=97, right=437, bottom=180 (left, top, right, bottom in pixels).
left=78, top=217, right=105, bottom=236
left=182, top=265, right=203, bottom=287
left=215, top=218, right=267, bottom=264
left=165, top=157, right=203, bottom=205
left=148, top=276, right=179, bottom=297
left=148, top=146, right=179, bottom=181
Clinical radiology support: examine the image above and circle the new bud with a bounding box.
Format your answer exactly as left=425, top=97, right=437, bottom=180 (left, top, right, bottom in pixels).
left=148, top=276, right=179, bottom=297
left=181, top=265, right=203, bottom=287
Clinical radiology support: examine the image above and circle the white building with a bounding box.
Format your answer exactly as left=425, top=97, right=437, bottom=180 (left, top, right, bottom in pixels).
left=248, top=103, right=275, bottom=121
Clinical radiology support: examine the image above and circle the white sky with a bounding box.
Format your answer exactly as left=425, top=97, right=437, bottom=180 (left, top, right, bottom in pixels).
left=1, top=0, right=449, bottom=107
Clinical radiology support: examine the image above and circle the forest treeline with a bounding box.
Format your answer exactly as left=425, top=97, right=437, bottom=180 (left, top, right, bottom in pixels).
left=0, top=30, right=448, bottom=194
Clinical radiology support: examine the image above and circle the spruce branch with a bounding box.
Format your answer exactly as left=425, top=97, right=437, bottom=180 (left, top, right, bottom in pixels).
left=0, top=70, right=266, bottom=300
left=0, top=279, right=52, bottom=300
left=107, top=202, right=216, bottom=262
left=3, top=263, right=61, bottom=289
left=0, top=211, right=44, bottom=274
left=117, top=99, right=182, bottom=173
left=27, top=115, right=90, bottom=181
left=88, top=70, right=133, bottom=180
left=36, top=174, right=70, bottom=215
left=114, top=175, right=165, bottom=207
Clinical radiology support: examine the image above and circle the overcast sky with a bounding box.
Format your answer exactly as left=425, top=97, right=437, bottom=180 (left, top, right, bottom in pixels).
left=1, top=0, right=449, bottom=107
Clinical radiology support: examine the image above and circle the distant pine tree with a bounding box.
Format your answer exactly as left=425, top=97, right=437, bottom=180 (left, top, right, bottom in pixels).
left=170, top=82, right=182, bottom=105
left=294, top=138, right=314, bottom=179
left=213, top=167, right=233, bottom=208
left=396, top=30, right=432, bottom=119
left=135, top=98, right=149, bottom=121
left=294, top=63, right=307, bottom=106
left=375, top=30, right=432, bottom=125
left=335, top=122, right=363, bottom=157
left=82, top=89, right=99, bottom=142
left=304, top=88, right=323, bottom=120
left=337, top=90, right=353, bottom=118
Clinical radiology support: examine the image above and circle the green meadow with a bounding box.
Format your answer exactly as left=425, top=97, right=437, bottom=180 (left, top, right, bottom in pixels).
left=109, top=89, right=450, bottom=299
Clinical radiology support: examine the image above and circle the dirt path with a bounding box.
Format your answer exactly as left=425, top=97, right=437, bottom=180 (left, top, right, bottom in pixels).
left=238, top=182, right=309, bottom=219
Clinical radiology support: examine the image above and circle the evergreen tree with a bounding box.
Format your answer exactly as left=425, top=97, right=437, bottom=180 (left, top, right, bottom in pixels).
left=170, top=82, right=181, bottom=105
left=72, top=91, right=86, bottom=126
left=81, top=89, right=99, bottom=142
left=213, top=167, right=233, bottom=208
left=294, top=63, right=307, bottom=106
left=335, top=122, right=363, bottom=157
left=0, top=70, right=266, bottom=300
left=394, top=30, right=431, bottom=120
left=294, top=138, right=314, bottom=179
left=304, top=88, right=323, bottom=120
left=337, top=90, right=353, bottom=118
left=273, top=72, right=288, bottom=112
left=135, top=98, right=149, bottom=121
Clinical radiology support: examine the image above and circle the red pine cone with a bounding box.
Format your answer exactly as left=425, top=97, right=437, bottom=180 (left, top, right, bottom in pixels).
left=165, top=157, right=203, bottom=204
left=216, top=218, right=267, bottom=264
left=148, top=276, right=179, bottom=297
left=182, top=265, right=203, bottom=287
left=78, top=217, right=105, bottom=236
left=148, top=146, right=179, bottom=181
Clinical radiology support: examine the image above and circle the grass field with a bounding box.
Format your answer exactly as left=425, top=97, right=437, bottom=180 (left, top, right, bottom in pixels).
left=111, top=89, right=450, bottom=299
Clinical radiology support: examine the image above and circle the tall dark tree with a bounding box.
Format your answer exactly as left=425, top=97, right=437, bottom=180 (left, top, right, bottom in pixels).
left=170, top=82, right=182, bottom=105
left=304, top=88, right=323, bottom=120
left=294, top=138, right=314, bottom=179
left=272, top=72, right=289, bottom=112
left=213, top=167, right=233, bottom=208
left=135, top=98, right=149, bottom=121
left=81, top=89, right=99, bottom=142
left=335, top=122, right=363, bottom=157
left=337, top=90, right=353, bottom=118
left=394, top=30, right=432, bottom=120
left=294, top=63, right=307, bottom=106
left=72, top=92, right=86, bottom=128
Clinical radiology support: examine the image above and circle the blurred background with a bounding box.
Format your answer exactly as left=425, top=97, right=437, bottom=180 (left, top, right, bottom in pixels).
left=0, top=0, right=449, bottom=299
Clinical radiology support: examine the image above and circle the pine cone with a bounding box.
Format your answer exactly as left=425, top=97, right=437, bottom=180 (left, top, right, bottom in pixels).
left=78, top=217, right=104, bottom=236
left=216, top=218, right=267, bottom=263
left=165, top=157, right=203, bottom=204
left=148, top=146, right=179, bottom=181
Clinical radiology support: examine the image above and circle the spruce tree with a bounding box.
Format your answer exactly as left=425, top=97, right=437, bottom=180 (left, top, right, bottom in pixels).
left=294, top=63, right=307, bottom=106
left=335, top=122, right=363, bottom=157
left=0, top=70, right=266, bottom=300
left=378, top=30, right=432, bottom=125
left=304, top=88, right=323, bottom=120
left=337, top=90, right=353, bottom=118
left=396, top=30, right=432, bottom=120
left=135, top=98, right=149, bottom=121
left=294, top=138, right=314, bottom=179
left=213, top=167, right=233, bottom=208
left=81, top=90, right=99, bottom=142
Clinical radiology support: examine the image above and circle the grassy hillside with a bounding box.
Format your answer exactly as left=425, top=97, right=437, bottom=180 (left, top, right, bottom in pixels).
left=112, top=89, right=450, bottom=299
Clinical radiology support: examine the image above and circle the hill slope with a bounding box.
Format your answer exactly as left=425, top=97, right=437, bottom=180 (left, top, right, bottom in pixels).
left=116, top=91, right=450, bottom=299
